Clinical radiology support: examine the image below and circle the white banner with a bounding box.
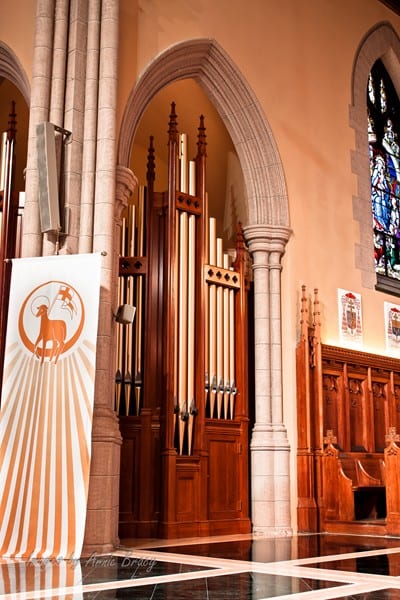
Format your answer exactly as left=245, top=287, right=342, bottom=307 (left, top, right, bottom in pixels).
left=0, top=253, right=102, bottom=559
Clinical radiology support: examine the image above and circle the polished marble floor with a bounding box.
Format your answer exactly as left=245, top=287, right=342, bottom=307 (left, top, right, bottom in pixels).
left=3, top=533, right=400, bottom=598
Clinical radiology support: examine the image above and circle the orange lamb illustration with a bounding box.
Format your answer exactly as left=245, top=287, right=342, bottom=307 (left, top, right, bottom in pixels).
left=34, top=304, right=67, bottom=364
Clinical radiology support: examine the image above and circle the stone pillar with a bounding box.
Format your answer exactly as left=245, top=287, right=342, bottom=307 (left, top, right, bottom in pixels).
left=79, top=0, right=102, bottom=255
left=244, top=224, right=292, bottom=536
left=82, top=0, right=122, bottom=556
left=22, top=0, right=55, bottom=258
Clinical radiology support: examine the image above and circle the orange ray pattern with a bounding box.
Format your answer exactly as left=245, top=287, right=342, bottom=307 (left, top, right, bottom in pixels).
left=0, top=344, right=96, bottom=558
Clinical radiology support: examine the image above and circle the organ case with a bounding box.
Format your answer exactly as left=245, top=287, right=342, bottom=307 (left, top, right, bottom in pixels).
left=116, top=103, right=251, bottom=538
left=0, top=102, right=23, bottom=385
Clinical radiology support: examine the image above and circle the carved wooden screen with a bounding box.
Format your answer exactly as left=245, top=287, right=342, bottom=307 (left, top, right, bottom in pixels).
left=297, top=285, right=400, bottom=536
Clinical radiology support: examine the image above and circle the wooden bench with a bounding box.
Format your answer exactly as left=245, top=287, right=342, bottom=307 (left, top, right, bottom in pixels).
left=322, top=444, right=386, bottom=522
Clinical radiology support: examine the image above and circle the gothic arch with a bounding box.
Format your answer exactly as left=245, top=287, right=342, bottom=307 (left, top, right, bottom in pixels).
left=117, top=37, right=293, bottom=537
left=117, top=38, right=289, bottom=228
left=0, top=41, right=30, bottom=104
left=350, top=22, right=400, bottom=289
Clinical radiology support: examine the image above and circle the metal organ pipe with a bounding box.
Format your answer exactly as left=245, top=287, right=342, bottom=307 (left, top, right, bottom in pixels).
left=208, top=217, right=217, bottom=417
left=176, top=132, right=200, bottom=454
left=187, top=213, right=196, bottom=454
left=179, top=133, right=188, bottom=193
left=116, top=122, right=243, bottom=459
left=229, top=282, right=236, bottom=418
left=134, top=188, right=145, bottom=414
left=223, top=253, right=230, bottom=419
left=115, top=218, right=126, bottom=413
left=216, top=237, right=224, bottom=418
left=123, top=205, right=135, bottom=415
left=178, top=210, right=189, bottom=453
left=0, top=132, right=7, bottom=192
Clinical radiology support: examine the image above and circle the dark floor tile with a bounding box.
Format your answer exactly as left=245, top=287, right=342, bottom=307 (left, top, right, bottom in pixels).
left=80, top=554, right=211, bottom=584
left=336, top=590, right=400, bottom=599
left=0, top=556, right=211, bottom=595
left=78, top=571, right=346, bottom=599
left=307, top=551, right=400, bottom=576
left=147, top=533, right=400, bottom=563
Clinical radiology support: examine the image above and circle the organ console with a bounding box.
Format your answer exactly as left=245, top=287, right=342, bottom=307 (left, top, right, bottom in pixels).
left=116, top=103, right=251, bottom=538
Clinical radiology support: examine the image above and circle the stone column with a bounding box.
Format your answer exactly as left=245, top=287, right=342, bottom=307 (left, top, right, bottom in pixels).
left=22, top=0, right=55, bottom=258
left=82, top=0, right=122, bottom=555
left=79, top=0, right=101, bottom=255
left=244, top=223, right=292, bottom=536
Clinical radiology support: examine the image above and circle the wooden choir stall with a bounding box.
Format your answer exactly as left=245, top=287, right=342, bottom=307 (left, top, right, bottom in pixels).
left=115, top=103, right=251, bottom=539
left=297, top=285, right=400, bottom=536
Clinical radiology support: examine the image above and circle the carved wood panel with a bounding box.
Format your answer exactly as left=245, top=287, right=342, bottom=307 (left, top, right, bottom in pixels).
left=297, top=288, right=400, bottom=536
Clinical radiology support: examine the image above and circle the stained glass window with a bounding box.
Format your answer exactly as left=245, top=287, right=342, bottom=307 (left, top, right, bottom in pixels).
left=368, top=59, right=400, bottom=293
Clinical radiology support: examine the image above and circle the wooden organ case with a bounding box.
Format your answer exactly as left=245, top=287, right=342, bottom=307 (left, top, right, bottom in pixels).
left=0, top=102, right=23, bottom=383
left=297, top=285, right=400, bottom=536
left=116, top=103, right=251, bottom=539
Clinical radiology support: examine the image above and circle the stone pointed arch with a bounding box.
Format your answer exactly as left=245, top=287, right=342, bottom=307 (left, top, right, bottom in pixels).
left=350, top=22, right=400, bottom=289
left=117, top=38, right=289, bottom=228
left=117, top=38, right=293, bottom=537
left=0, top=41, right=30, bottom=104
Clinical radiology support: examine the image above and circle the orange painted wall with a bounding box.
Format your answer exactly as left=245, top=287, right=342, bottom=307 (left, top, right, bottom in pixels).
left=2, top=0, right=400, bottom=529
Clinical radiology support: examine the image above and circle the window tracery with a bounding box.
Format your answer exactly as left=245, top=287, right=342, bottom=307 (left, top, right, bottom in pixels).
left=368, top=60, right=400, bottom=291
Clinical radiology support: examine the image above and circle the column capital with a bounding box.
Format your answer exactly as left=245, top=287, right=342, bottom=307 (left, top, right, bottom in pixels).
left=115, top=165, right=138, bottom=218
left=244, top=224, right=292, bottom=257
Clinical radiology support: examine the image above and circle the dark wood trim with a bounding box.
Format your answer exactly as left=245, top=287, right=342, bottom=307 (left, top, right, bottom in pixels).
left=378, top=0, right=400, bottom=16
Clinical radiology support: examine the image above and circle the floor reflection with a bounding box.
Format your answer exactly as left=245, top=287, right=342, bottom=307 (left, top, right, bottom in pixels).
left=2, top=534, right=400, bottom=599
left=78, top=571, right=346, bottom=600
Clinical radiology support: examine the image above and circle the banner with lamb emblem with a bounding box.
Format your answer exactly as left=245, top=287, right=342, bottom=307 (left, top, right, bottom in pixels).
left=0, top=253, right=101, bottom=558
